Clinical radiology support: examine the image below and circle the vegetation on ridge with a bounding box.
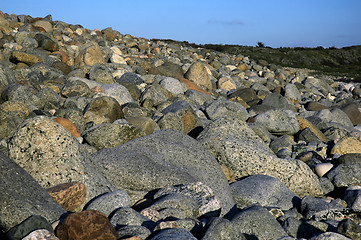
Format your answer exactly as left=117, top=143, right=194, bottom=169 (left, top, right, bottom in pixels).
left=152, top=39, right=361, bottom=81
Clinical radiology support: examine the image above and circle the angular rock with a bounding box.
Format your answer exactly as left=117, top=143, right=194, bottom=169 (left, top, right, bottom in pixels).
left=230, top=205, right=288, bottom=240
left=230, top=174, right=299, bottom=210
left=46, top=182, right=87, bottom=212
left=83, top=190, right=129, bottom=217
left=83, top=120, right=145, bottom=150
left=0, top=151, right=66, bottom=233
left=92, top=129, right=236, bottom=216
left=197, top=117, right=322, bottom=197
left=7, top=116, right=116, bottom=207
left=56, top=210, right=119, bottom=240
left=254, top=109, right=300, bottom=135
left=184, top=61, right=212, bottom=91
left=298, top=116, right=327, bottom=143
left=34, top=33, right=59, bottom=51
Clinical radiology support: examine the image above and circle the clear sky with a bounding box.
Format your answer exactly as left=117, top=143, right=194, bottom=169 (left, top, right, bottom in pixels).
left=2, top=0, right=361, bottom=48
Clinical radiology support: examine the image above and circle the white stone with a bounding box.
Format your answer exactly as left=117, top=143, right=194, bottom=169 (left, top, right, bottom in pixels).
left=315, top=163, right=334, bottom=177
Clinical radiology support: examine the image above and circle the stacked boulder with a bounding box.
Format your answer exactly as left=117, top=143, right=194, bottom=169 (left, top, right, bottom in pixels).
left=1, top=11, right=361, bottom=239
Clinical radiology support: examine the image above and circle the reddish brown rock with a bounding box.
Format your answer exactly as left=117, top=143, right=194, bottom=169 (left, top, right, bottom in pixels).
left=53, top=117, right=81, bottom=138
left=179, top=78, right=210, bottom=95
left=52, top=51, right=70, bottom=63
left=46, top=182, right=86, bottom=212
left=56, top=210, right=119, bottom=240
left=75, top=43, right=105, bottom=67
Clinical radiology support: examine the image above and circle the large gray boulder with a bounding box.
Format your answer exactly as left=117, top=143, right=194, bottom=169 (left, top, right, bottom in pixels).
left=0, top=151, right=66, bottom=233
left=92, top=129, right=236, bottom=216
left=197, top=117, right=323, bottom=197
left=254, top=109, right=300, bottom=135
left=7, top=116, right=117, bottom=206
left=230, top=174, right=299, bottom=210
left=231, top=205, right=288, bottom=240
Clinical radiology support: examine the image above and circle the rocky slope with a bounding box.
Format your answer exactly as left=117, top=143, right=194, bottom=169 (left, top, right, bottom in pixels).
left=1, top=11, right=361, bottom=240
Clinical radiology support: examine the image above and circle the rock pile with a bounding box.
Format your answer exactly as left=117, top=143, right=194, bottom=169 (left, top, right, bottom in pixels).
left=1, top=11, right=361, bottom=239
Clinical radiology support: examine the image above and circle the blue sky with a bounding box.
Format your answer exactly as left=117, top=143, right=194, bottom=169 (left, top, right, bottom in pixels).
left=2, top=0, right=360, bottom=48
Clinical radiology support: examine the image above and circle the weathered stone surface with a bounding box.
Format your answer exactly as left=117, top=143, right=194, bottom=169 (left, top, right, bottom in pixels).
left=184, top=61, right=212, bottom=91
left=327, top=163, right=361, bottom=188
left=160, top=77, right=186, bottom=95
left=340, top=103, right=361, bottom=125
left=343, top=186, right=361, bottom=211
left=7, top=116, right=116, bottom=207
left=46, top=182, right=87, bottom=212
left=205, top=98, right=249, bottom=121
left=22, top=229, right=59, bottom=240
left=298, top=116, right=328, bottom=142
left=97, top=83, right=134, bottom=106
left=202, top=217, right=246, bottom=240
left=310, top=232, right=351, bottom=240
left=150, top=228, right=197, bottom=240
left=116, top=226, right=151, bottom=240
left=75, top=43, right=105, bottom=67
left=230, top=174, right=299, bottom=210
left=61, top=79, right=91, bottom=97
left=0, top=151, right=66, bottom=233
left=11, top=51, right=44, bottom=66
left=85, top=190, right=130, bottom=217
left=89, top=64, right=114, bottom=84
left=153, top=182, right=221, bottom=218
left=331, top=137, right=361, bottom=155
left=197, top=117, right=323, bottom=197
left=231, top=205, right=288, bottom=240
left=255, top=109, right=300, bottom=135
left=6, top=215, right=54, bottom=240
left=56, top=210, right=119, bottom=240
left=110, top=207, right=154, bottom=229
left=337, top=218, right=361, bottom=240
left=300, top=196, right=344, bottom=220
left=83, top=96, right=124, bottom=125
left=160, top=100, right=197, bottom=133
left=125, top=117, right=157, bottom=135
left=92, top=129, right=236, bottom=216
left=83, top=120, right=145, bottom=150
